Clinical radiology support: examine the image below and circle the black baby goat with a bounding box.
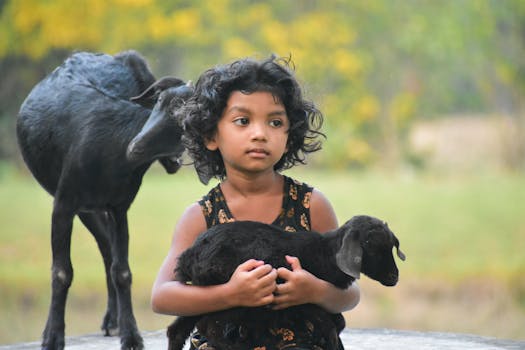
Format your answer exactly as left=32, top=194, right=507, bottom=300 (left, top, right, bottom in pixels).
left=167, top=215, right=406, bottom=350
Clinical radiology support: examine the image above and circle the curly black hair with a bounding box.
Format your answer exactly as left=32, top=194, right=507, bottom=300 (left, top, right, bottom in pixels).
left=182, top=55, right=325, bottom=184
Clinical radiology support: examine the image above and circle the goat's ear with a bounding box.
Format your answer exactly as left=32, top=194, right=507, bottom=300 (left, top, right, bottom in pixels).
left=393, top=235, right=406, bottom=261
left=194, top=164, right=213, bottom=185
left=197, top=170, right=212, bottom=185
left=336, top=232, right=363, bottom=279
left=131, top=76, right=185, bottom=108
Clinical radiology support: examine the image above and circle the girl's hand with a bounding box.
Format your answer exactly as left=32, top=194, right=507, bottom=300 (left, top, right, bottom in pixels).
left=227, top=259, right=277, bottom=307
left=273, top=255, right=320, bottom=310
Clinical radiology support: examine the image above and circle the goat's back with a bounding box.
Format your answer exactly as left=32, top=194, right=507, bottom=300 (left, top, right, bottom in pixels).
left=16, top=51, right=154, bottom=197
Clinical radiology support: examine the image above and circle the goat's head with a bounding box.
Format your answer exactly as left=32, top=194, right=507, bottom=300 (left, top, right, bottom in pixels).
left=127, top=77, right=194, bottom=173
left=335, top=215, right=406, bottom=286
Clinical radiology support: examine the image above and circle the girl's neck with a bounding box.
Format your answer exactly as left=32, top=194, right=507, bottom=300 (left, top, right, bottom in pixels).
left=221, top=169, right=283, bottom=197
left=219, top=170, right=285, bottom=223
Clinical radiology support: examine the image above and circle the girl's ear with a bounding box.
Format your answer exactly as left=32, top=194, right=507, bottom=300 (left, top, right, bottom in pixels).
left=205, top=137, right=218, bottom=151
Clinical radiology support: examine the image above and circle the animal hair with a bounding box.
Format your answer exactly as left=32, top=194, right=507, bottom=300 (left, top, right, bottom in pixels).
left=17, top=50, right=192, bottom=350
left=167, top=215, right=405, bottom=350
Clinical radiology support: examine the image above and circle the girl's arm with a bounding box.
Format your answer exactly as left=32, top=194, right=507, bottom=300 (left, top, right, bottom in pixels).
left=151, top=203, right=277, bottom=316
left=273, top=188, right=361, bottom=313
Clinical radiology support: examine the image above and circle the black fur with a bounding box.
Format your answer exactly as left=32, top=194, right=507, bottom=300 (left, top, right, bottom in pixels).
left=16, top=50, right=192, bottom=350
left=167, top=215, right=405, bottom=350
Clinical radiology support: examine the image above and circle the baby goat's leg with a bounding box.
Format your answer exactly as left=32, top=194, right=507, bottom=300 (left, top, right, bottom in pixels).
left=167, top=316, right=200, bottom=350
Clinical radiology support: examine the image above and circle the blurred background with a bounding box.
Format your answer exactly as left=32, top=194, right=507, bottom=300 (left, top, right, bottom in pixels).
left=0, top=0, right=524, bottom=345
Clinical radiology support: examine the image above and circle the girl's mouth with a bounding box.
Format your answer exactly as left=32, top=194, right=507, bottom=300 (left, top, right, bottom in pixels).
left=247, top=148, right=270, bottom=157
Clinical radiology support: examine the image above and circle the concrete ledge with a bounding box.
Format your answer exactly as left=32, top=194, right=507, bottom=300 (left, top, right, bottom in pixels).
left=1, top=328, right=523, bottom=350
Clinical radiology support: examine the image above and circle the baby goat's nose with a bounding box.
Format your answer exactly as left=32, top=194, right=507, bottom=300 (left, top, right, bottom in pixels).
left=383, top=272, right=399, bottom=286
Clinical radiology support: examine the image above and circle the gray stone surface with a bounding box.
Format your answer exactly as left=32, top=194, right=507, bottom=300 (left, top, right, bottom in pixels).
left=1, top=329, right=523, bottom=350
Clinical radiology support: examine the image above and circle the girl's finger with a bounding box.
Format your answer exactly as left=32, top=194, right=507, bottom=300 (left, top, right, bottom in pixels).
left=237, top=259, right=265, bottom=271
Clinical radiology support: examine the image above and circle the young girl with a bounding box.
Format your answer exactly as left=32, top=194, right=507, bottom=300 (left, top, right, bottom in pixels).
left=151, top=55, right=360, bottom=349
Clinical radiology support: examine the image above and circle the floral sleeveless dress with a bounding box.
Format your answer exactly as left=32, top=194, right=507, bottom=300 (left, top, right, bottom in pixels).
left=199, top=175, right=312, bottom=232
left=189, top=175, right=337, bottom=350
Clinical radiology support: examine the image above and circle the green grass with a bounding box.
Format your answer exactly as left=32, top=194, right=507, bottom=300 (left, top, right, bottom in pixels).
left=1, top=165, right=524, bottom=343
left=292, top=169, right=525, bottom=281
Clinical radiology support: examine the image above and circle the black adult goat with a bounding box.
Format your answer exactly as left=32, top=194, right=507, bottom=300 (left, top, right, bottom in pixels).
left=167, top=215, right=406, bottom=350
left=17, top=50, right=193, bottom=350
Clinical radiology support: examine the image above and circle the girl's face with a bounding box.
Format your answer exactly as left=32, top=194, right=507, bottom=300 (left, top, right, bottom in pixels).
left=206, top=90, right=289, bottom=176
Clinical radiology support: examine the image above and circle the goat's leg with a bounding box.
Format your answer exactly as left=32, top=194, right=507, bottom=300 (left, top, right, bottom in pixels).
left=108, top=208, right=143, bottom=350
left=41, top=203, right=74, bottom=350
left=78, top=211, right=118, bottom=336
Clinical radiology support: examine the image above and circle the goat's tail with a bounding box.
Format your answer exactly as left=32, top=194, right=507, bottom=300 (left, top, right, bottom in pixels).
left=167, top=316, right=200, bottom=350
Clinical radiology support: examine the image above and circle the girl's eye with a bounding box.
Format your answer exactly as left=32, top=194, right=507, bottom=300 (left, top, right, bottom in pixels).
left=269, top=119, right=283, bottom=127
left=233, top=117, right=249, bottom=126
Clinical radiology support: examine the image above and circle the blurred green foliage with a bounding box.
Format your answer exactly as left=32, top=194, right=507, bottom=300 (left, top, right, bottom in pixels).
left=0, top=0, right=524, bottom=168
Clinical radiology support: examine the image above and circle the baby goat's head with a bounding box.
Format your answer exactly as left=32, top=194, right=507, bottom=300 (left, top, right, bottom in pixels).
left=335, top=215, right=406, bottom=286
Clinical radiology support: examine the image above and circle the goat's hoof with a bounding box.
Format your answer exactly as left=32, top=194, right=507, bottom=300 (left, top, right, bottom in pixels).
left=120, top=333, right=144, bottom=350
left=101, top=313, right=119, bottom=336
left=41, top=334, right=65, bottom=350
left=103, top=326, right=119, bottom=337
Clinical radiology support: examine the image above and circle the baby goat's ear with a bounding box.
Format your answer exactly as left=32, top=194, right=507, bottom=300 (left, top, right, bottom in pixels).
left=393, top=235, right=406, bottom=261
left=336, top=231, right=363, bottom=279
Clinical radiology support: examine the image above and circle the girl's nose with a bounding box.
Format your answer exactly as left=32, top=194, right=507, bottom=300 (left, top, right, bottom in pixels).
left=250, top=123, right=267, bottom=141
